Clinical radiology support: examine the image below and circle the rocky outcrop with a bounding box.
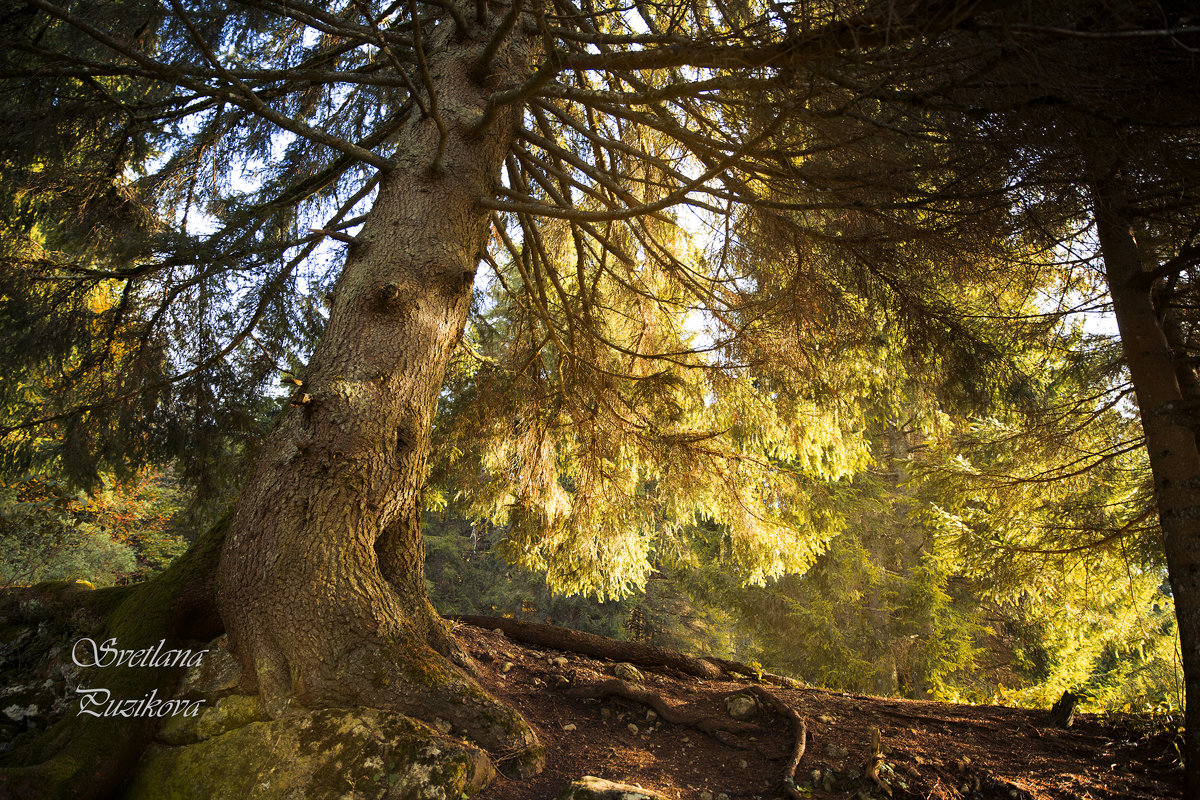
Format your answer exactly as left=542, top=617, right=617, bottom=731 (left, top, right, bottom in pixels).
left=123, top=706, right=494, bottom=800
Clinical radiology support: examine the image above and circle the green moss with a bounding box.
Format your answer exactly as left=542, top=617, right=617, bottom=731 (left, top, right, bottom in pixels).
left=159, top=694, right=261, bottom=745
left=0, top=516, right=228, bottom=800
left=122, top=708, right=493, bottom=800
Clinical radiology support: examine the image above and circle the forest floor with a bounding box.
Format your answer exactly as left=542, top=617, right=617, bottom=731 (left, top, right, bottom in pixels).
left=452, top=622, right=1183, bottom=800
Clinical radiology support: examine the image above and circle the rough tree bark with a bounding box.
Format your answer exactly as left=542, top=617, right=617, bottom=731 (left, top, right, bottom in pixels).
left=1093, top=181, right=1200, bottom=793
left=215, top=6, right=543, bottom=769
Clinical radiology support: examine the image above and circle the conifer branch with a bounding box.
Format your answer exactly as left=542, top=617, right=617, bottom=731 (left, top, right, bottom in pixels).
left=427, top=0, right=470, bottom=38
left=471, top=0, right=525, bottom=83
left=409, top=0, right=448, bottom=172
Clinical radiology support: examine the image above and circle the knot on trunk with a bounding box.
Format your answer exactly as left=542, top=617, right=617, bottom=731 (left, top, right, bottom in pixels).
left=288, top=390, right=314, bottom=408
left=436, top=266, right=477, bottom=297
left=395, top=417, right=421, bottom=460
left=375, top=282, right=417, bottom=315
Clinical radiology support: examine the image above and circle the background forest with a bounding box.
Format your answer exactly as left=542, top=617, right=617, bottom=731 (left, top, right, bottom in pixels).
left=1, top=280, right=1180, bottom=716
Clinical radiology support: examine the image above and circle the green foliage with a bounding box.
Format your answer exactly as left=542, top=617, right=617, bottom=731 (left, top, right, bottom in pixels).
left=0, top=472, right=187, bottom=588
left=658, top=332, right=1182, bottom=711
left=423, top=511, right=732, bottom=655
left=430, top=233, right=874, bottom=600
left=664, top=470, right=985, bottom=698
left=903, top=328, right=1180, bottom=711
left=424, top=513, right=628, bottom=638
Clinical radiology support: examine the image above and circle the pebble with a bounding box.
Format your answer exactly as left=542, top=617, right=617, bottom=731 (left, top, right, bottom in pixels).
left=563, top=723, right=577, bottom=731
left=614, top=663, right=644, bottom=683
left=725, top=693, right=758, bottom=720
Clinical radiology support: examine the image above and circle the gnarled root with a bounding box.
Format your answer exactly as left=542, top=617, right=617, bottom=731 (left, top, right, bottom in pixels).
left=747, top=686, right=808, bottom=799
left=568, top=678, right=764, bottom=746
left=226, top=576, right=544, bottom=778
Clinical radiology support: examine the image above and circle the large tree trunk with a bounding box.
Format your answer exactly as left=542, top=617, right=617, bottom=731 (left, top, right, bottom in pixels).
left=1094, top=183, right=1200, bottom=794
left=216, top=7, right=542, bottom=769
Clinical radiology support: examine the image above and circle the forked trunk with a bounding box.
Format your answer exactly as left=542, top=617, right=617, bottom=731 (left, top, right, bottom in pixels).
left=216, top=8, right=541, bottom=766
left=1094, top=183, right=1200, bottom=794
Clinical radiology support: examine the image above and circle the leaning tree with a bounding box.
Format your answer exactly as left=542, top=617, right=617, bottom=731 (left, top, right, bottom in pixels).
left=3, top=0, right=1199, bottom=796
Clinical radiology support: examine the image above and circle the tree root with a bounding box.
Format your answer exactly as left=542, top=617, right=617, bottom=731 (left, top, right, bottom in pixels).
left=865, top=726, right=891, bottom=796
left=747, top=685, right=808, bottom=799
left=455, top=615, right=723, bottom=679
left=568, top=678, right=764, bottom=746
left=460, top=615, right=816, bottom=783
left=705, top=656, right=803, bottom=688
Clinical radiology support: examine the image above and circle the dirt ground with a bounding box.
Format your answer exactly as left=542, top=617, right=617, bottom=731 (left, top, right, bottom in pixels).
left=452, top=622, right=1184, bottom=800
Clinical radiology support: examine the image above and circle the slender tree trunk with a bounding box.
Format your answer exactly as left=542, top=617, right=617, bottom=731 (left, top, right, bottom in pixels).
left=1094, top=183, right=1200, bottom=794
left=216, top=7, right=542, bottom=767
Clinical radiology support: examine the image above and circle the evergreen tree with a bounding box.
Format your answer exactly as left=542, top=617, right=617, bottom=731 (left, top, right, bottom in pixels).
left=2, top=1, right=1199, bottom=795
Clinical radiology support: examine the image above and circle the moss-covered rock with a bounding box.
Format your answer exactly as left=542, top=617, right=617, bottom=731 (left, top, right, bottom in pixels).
left=121, top=707, right=494, bottom=800
left=157, top=693, right=261, bottom=745
left=174, top=634, right=240, bottom=701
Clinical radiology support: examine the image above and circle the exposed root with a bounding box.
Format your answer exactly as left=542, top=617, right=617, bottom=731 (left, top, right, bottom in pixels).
left=568, top=678, right=763, bottom=746
left=705, top=657, right=803, bottom=688
left=747, top=685, right=808, bottom=798
left=865, top=726, right=892, bottom=796
left=455, top=615, right=723, bottom=679
left=235, top=612, right=545, bottom=778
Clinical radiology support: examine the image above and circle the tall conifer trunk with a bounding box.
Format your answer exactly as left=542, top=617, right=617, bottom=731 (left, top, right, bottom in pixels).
left=1094, top=183, right=1200, bottom=792
left=216, top=6, right=542, bottom=763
